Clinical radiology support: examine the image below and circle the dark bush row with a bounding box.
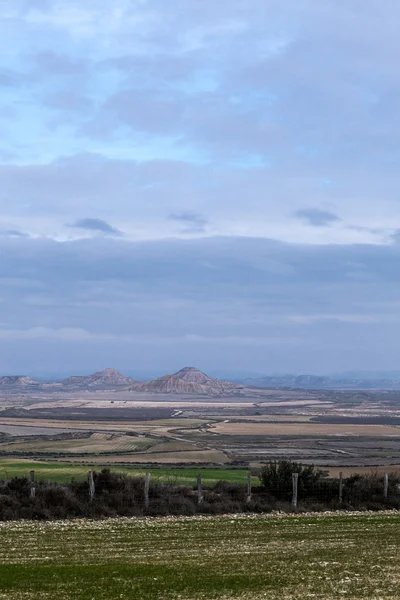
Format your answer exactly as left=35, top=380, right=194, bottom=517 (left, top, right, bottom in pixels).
left=259, top=461, right=400, bottom=510
left=0, top=463, right=398, bottom=520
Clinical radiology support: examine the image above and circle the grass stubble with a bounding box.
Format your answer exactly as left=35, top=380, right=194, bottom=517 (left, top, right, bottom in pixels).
left=0, top=512, right=399, bottom=599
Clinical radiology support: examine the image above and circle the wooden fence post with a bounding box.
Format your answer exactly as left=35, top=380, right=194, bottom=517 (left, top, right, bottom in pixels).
left=30, top=470, right=36, bottom=500
left=197, top=474, right=203, bottom=505
left=88, top=471, right=95, bottom=502
left=339, top=472, right=343, bottom=505
left=292, top=473, right=298, bottom=509
left=384, top=473, right=389, bottom=499
left=247, top=471, right=252, bottom=503
left=144, top=472, right=151, bottom=510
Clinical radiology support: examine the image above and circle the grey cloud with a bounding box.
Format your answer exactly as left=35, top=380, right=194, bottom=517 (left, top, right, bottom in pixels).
left=0, top=69, right=21, bottom=88
left=102, top=53, right=199, bottom=83
left=347, top=224, right=385, bottom=236
left=75, top=1, right=400, bottom=171
left=7, top=0, right=400, bottom=181
left=0, top=155, right=200, bottom=218
left=0, top=230, right=30, bottom=238
left=44, top=91, right=93, bottom=113
left=33, top=52, right=88, bottom=76
left=2, top=234, right=400, bottom=304
left=169, top=211, right=208, bottom=232
left=0, top=153, right=392, bottom=244
left=69, top=218, right=122, bottom=236
left=293, top=208, right=341, bottom=227
left=0, top=238, right=400, bottom=372
left=105, top=89, right=185, bottom=134
left=20, top=0, right=51, bottom=11
left=3, top=0, right=400, bottom=373
left=2, top=235, right=400, bottom=373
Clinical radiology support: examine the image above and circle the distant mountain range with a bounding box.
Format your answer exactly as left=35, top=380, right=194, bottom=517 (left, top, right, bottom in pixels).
left=0, top=369, right=139, bottom=392
left=0, top=366, right=244, bottom=396
left=0, top=376, right=41, bottom=389
left=2, top=368, right=400, bottom=393
left=130, top=367, right=244, bottom=396
left=244, top=374, right=400, bottom=390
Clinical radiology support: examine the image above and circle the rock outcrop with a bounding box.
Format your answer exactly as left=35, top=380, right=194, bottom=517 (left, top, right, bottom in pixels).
left=0, top=376, right=41, bottom=388
left=130, top=367, right=243, bottom=396
left=61, top=368, right=139, bottom=389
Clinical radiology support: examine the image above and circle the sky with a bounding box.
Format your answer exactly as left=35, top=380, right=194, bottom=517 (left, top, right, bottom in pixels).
left=1, top=0, right=400, bottom=377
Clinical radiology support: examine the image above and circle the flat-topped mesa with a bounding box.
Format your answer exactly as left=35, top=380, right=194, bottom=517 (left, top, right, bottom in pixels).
left=61, top=368, right=139, bottom=389
left=129, top=366, right=244, bottom=397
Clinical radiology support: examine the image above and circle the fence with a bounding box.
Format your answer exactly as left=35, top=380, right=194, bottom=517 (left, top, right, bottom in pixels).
left=265, top=470, right=399, bottom=509
left=3, top=468, right=398, bottom=515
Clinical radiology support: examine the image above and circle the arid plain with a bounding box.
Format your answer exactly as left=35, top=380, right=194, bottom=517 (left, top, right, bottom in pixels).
left=1, top=368, right=400, bottom=477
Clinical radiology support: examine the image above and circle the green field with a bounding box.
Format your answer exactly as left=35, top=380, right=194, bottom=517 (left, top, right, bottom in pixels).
left=0, top=459, right=251, bottom=484
left=0, top=512, right=399, bottom=599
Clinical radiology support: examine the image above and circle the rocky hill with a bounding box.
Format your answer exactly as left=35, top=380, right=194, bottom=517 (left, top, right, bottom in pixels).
left=130, top=367, right=244, bottom=396
left=0, top=376, right=41, bottom=389
left=60, top=368, right=139, bottom=389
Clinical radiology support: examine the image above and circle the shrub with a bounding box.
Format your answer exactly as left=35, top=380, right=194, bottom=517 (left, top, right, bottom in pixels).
left=0, top=466, right=396, bottom=520
left=259, top=461, right=325, bottom=501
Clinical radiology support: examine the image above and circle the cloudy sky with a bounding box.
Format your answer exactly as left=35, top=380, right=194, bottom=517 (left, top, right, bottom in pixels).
left=1, top=0, right=400, bottom=377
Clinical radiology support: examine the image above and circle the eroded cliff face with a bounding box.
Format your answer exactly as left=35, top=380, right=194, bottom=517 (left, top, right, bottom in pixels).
left=130, top=367, right=243, bottom=396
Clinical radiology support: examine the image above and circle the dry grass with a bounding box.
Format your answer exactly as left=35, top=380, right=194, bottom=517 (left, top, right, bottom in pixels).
left=325, top=465, right=400, bottom=477
left=0, top=433, right=151, bottom=455
left=145, top=441, right=199, bottom=453
left=27, top=399, right=259, bottom=409
left=26, top=399, right=330, bottom=412
left=221, top=416, right=313, bottom=422
left=63, top=449, right=230, bottom=464
left=0, top=417, right=207, bottom=435
left=256, top=400, right=331, bottom=407
left=212, top=421, right=400, bottom=437
left=0, top=424, right=73, bottom=437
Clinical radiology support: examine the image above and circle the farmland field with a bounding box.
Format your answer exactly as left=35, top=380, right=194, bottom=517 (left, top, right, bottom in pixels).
left=0, top=512, right=399, bottom=599
left=212, top=421, right=400, bottom=437
left=3, top=387, right=400, bottom=470
left=0, top=458, right=252, bottom=484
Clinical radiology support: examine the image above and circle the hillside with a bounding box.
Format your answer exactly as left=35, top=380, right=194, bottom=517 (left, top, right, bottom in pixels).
left=130, top=367, right=243, bottom=396
left=0, top=376, right=41, bottom=389
left=60, top=368, right=139, bottom=389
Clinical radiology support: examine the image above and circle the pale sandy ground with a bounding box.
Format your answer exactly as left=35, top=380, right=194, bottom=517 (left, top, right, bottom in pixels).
left=326, top=464, right=400, bottom=477
left=212, top=421, right=400, bottom=437
left=0, top=418, right=195, bottom=434
left=24, top=398, right=330, bottom=410
left=220, top=415, right=313, bottom=422
left=0, top=424, right=78, bottom=437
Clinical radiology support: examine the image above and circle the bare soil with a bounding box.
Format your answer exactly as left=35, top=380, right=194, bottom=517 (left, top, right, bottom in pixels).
left=2, top=388, right=400, bottom=470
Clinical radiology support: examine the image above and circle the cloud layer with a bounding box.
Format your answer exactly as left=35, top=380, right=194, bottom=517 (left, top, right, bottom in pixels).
left=2, top=235, right=400, bottom=375
left=0, top=1, right=399, bottom=373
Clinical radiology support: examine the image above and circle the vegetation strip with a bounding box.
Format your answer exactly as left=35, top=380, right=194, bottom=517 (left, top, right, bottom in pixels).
left=0, top=463, right=398, bottom=520
left=0, top=460, right=251, bottom=483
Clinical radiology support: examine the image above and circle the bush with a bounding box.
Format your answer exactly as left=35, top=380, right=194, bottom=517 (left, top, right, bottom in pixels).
left=259, top=461, right=326, bottom=501
left=212, top=481, right=246, bottom=501
left=343, top=474, right=400, bottom=509
left=0, top=466, right=396, bottom=520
